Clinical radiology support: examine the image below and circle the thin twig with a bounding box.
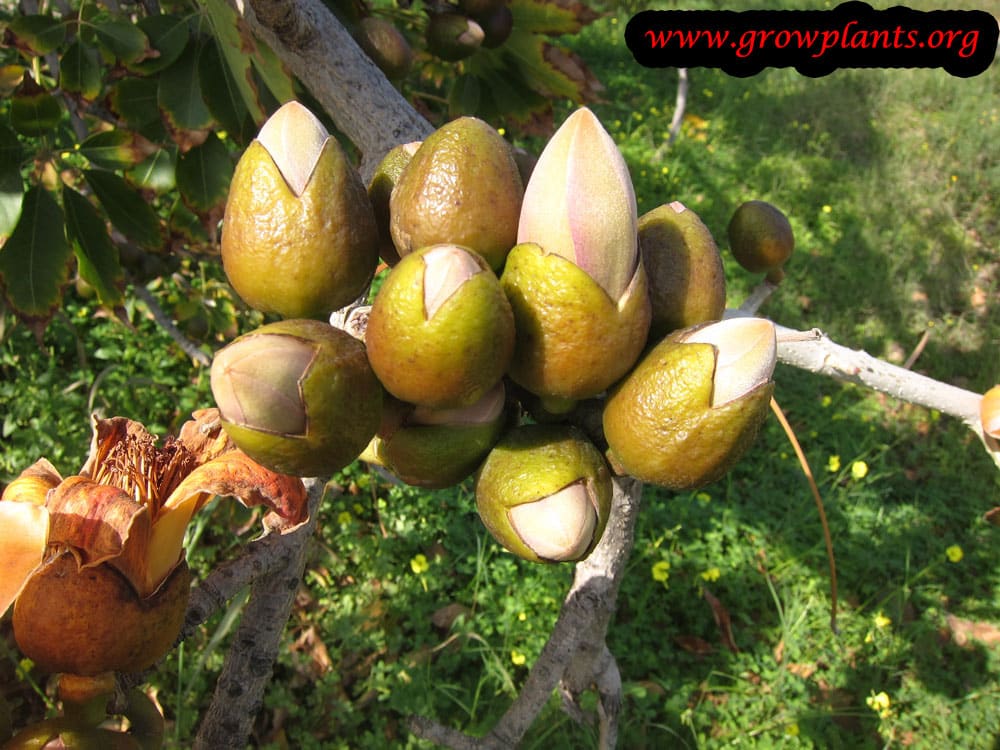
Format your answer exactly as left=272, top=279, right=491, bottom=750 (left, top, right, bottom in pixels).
left=902, top=329, right=931, bottom=370
left=769, top=397, right=838, bottom=633
left=667, top=68, right=689, bottom=145
left=131, top=283, right=212, bottom=367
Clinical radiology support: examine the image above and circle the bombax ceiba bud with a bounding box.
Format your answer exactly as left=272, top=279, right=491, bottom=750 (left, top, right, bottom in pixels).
left=475, top=424, right=612, bottom=563
left=211, top=319, right=382, bottom=477
left=365, top=382, right=508, bottom=489
left=365, top=244, right=515, bottom=409
left=222, top=101, right=379, bottom=319
left=502, top=107, right=650, bottom=403
left=603, top=317, right=777, bottom=489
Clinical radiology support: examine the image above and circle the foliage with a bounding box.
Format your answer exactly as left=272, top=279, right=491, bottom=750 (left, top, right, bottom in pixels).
left=0, top=0, right=298, bottom=337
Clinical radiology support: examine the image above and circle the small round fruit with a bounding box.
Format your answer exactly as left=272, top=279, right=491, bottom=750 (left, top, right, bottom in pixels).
left=727, top=200, right=794, bottom=279
left=425, top=12, right=485, bottom=62
left=355, top=16, right=414, bottom=81
left=475, top=424, right=612, bottom=563
left=211, top=319, right=382, bottom=476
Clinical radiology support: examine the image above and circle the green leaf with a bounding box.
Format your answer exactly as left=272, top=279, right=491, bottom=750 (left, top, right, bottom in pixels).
left=59, top=39, right=103, bottom=100
left=250, top=38, right=296, bottom=107
left=0, top=125, right=24, bottom=238
left=0, top=186, right=70, bottom=320
left=83, top=169, right=163, bottom=250
left=176, top=132, right=232, bottom=211
left=92, top=18, right=153, bottom=64
left=198, top=0, right=266, bottom=124
left=5, top=15, right=67, bottom=56
left=129, top=148, right=176, bottom=193
left=10, top=76, right=64, bottom=136
left=158, top=40, right=214, bottom=132
left=79, top=130, right=151, bottom=171
left=198, top=39, right=255, bottom=144
left=497, top=29, right=582, bottom=100
left=129, top=14, right=190, bottom=74
left=62, top=186, right=124, bottom=307
left=110, top=77, right=166, bottom=141
left=510, top=0, right=599, bottom=36
left=0, top=167, right=24, bottom=241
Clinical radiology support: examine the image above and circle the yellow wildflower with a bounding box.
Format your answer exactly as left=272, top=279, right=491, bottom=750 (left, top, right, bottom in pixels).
left=510, top=650, right=527, bottom=666
left=946, top=545, right=964, bottom=563
left=651, top=560, right=671, bottom=583
left=410, top=553, right=430, bottom=575
left=826, top=455, right=841, bottom=472
left=866, top=690, right=892, bottom=719
left=700, top=567, right=721, bottom=582
left=851, top=460, right=869, bottom=480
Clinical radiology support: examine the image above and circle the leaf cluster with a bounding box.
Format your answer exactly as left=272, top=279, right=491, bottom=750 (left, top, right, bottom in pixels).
left=0, top=0, right=296, bottom=336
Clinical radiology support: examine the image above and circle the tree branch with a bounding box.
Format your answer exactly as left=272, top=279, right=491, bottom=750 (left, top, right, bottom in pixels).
left=409, top=477, right=642, bottom=748
left=234, top=0, right=433, bottom=178
left=192, top=478, right=330, bottom=749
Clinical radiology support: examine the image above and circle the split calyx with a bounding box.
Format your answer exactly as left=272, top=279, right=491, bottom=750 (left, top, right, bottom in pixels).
left=211, top=101, right=783, bottom=565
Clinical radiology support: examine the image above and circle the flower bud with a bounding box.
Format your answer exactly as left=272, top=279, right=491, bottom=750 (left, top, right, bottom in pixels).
left=503, top=108, right=650, bottom=401
left=603, top=318, right=777, bottom=489
left=211, top=319, right=382, bottom=476
left=679, top=317, right=777, bottom=406
left=256, top=101, right=329, bottom=197
left=366, top=244, right=515, bottom=408
left=517, top=107, right=638, bottom=301
left=368, top=383, right=508, bottom=488
left=638, top=201, right=726, bottom=339
left=475, top=424, right=611, bottom=563
left=222, top=102, right=379, bottom=319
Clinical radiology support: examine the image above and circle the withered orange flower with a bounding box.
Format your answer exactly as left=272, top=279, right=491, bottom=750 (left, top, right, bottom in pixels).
left=0, top=409, right=307, bottom=675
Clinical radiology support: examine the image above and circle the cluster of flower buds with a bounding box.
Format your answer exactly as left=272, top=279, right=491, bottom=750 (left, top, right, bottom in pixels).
left=209, top=101, right=784, bottom=565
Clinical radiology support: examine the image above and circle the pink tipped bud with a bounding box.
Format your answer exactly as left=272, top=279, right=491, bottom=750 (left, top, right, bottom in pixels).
left=422, top=244, right=484, bottom=319
left=517, top=107, right=638, bottom=301
left=256, top=101, right=330, bottom=196
left=508, top=481, right=598, bottom=562
left=411, top=382, right=505, bottom=426
left=682, top=318, right=777, bottom=407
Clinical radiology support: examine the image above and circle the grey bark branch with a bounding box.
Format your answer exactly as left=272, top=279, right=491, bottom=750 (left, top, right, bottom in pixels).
left=235, top=0, right=434, bottom=179
left=192, top=478, right=330, bottom=749
left=732, top=287, right=996, bottom=467
left=409, top=477, right=642, bottom=749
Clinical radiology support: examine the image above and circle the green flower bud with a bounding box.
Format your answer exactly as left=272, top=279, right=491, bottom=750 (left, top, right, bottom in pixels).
left=475, top=424, right=612, bottom=563
left=366, top=244, right=515, bottom=409
left=369, top=382, right=508, bottom=488
left=211, top=319, right=382, bottom=476
left=222, top=102, right=379, bottom=319
left=603, top=318, right=777, bottom=489
left=503, top=107, right=650, bottom=401
left=517, top=107, right=639, bottom=302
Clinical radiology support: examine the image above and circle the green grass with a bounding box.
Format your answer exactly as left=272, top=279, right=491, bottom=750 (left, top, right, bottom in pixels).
left=3, top=1, right=1000, bottom=748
